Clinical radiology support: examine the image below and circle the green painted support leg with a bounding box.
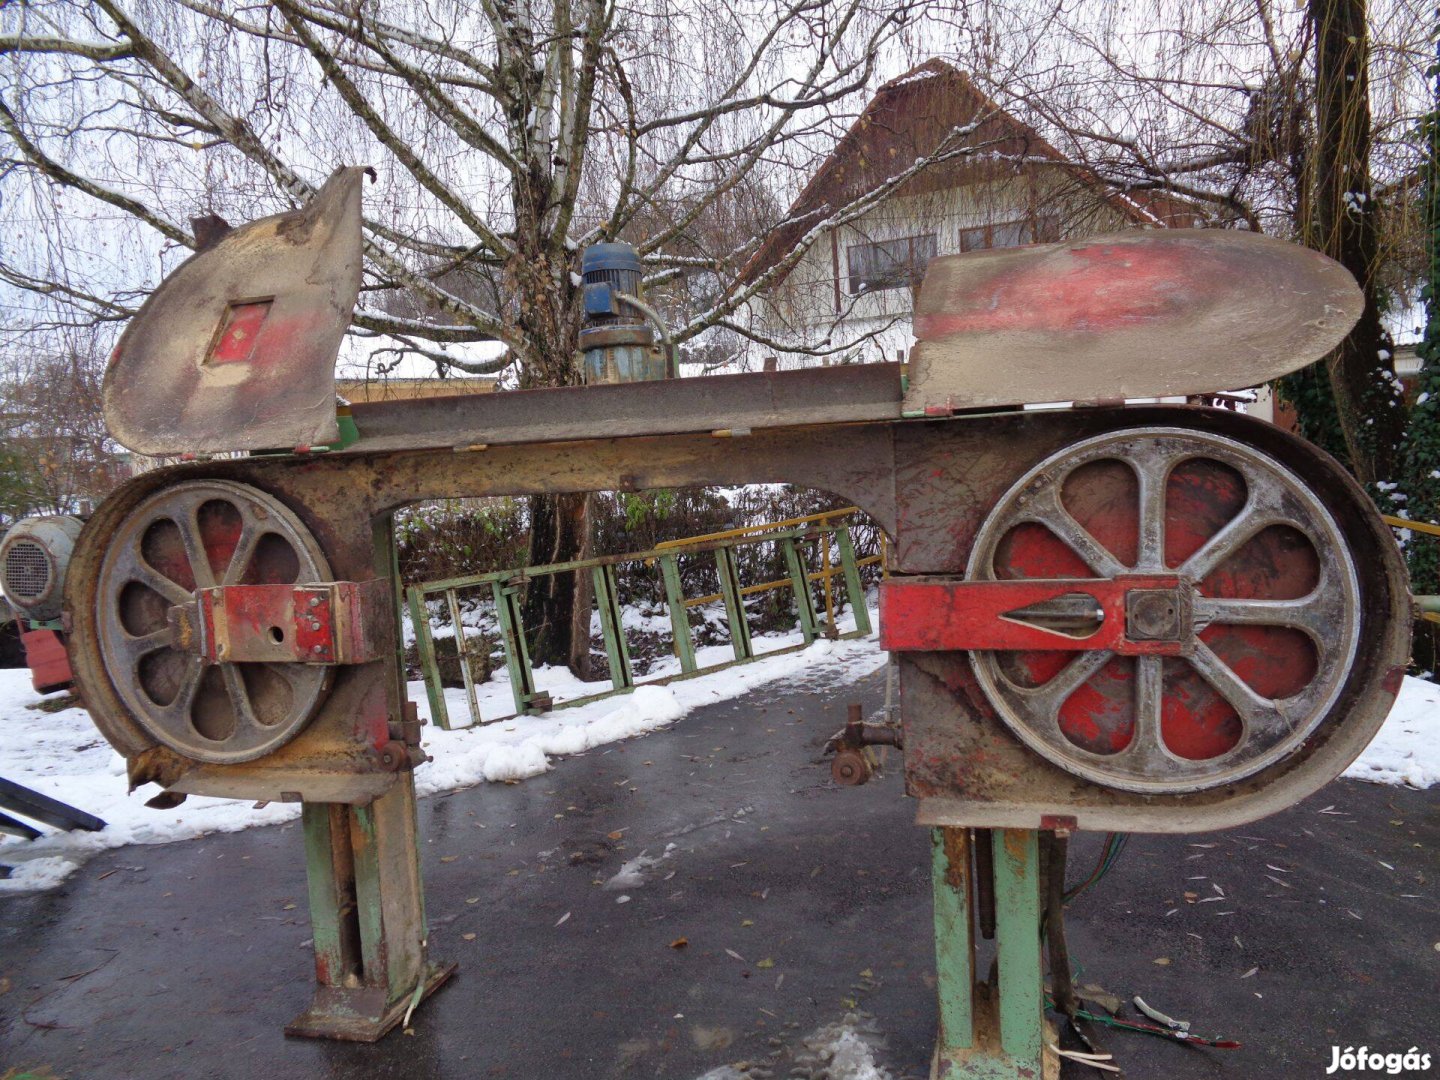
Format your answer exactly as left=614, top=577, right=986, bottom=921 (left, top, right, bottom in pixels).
left=287, top=774, right=456, bottom=1041
left=782, top=536, right=820, bottom=644
left=931, top=827, right=1055, bottom=1080
left=445, top=587, right=483, bottom=727
left=492, top=580, right=537, bottom=715
left=714, top=545, right=754, bottom=661
left=591, top=563, right=635, bottom=692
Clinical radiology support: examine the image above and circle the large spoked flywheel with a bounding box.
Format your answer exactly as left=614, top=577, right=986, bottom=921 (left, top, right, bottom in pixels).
left=95, top=480, right=332, bottom=764
left=967, top=427, right=1366, bottom=794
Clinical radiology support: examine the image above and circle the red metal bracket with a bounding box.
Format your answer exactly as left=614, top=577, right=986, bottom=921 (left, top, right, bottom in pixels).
left=21, top=628, right=73, bottom=694
left=197, top=579, right=389, bottom=664
left=879, top=575, right=1187, bottom=656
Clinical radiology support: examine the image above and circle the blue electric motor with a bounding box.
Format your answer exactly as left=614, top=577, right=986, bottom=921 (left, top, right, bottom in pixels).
left=578, top=242, right=671, bottom=384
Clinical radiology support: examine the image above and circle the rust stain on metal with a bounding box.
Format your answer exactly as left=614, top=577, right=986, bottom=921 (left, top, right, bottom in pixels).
left=197, top=580, right=389, bottom=665
left=908, top=230, right=1364, bottom=415
left=942, top=828, right=969, bottom=890
left=1001, top=829, right=1029, bottom=865
left=830, top=750, right=872, bottom=786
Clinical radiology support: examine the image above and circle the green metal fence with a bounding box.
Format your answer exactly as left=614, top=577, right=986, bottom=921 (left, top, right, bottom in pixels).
left=407, top=522, right=874, bottom=729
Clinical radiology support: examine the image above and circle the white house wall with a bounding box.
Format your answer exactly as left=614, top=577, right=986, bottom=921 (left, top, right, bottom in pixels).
left=747, top=174, right=1141, bottom=370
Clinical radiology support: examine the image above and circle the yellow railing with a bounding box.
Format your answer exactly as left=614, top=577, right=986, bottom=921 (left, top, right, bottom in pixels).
left=653, top=506, right=886, bottom=622
left=682, top=553, right=883, bottom=609
left=1382, top=514, right=1440, bottom=538
left=654, top=506, right=860, bottom=550
left=1381, top=515, right=1440, bottom=623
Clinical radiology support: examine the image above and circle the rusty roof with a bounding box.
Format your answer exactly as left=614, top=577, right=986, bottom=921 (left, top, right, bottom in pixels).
left=735, top=59, right=1201, bottom=289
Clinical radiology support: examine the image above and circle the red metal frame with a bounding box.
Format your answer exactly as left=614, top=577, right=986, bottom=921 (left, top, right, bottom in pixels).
left=197, top=580, right=388, bottom=665
left=879, top=574, right=1186, bottom=656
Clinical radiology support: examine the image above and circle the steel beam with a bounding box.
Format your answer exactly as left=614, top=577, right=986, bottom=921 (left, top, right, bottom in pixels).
left=0, top=777, right=105, bottom=833
left=347, top=362, right=903, bottom=453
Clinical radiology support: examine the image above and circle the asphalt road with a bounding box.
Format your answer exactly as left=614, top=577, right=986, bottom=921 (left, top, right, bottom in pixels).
left=2, top=666, right=1436, bottom=1080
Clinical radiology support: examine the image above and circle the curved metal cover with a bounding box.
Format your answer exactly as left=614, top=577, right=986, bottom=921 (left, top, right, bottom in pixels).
left=906, top=229, right=1364, bottom=413
left=102, top=168, right=367, bottom=455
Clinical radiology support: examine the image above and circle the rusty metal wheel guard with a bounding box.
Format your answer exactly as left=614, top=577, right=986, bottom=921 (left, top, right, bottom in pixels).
left=67, top=401, right=1408, bottom=827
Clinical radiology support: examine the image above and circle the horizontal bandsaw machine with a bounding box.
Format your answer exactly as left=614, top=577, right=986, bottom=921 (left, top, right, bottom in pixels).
left=36, top=169, right=1409, bottom=1076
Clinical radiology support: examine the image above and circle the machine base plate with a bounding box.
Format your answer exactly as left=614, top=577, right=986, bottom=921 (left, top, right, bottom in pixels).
left=284, top=960, right=457, bottom=1042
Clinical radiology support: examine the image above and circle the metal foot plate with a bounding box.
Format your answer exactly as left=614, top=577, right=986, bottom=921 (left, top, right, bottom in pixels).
left=284, top=960, right=456, bottom=1042
left=931, top=988, right=1059, bottom=1080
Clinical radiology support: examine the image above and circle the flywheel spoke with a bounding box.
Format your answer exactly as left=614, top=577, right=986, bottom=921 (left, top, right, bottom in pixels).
left=118, top=627, right=174, bottom=668
left=1187, top=642, right=1291, bottom=737
left=1120, top=654, right=1169, bottom=770
left=151, top=659, right=205, bottom=740
left=129, top=560, right=193, bottom=608
left=1192, top=593, right=1332, bottom=641
left=1022, top=488, right=1127, bottom=579
left=1178, top=479, right=1288, bottom=582
left=176, top=504, right=217, bottom=590
left=223, top=521, right=265, bottom=587
left=1132, top=452, right=1172, bottom=572
left=1020, top=648, right=1113, bottom=720
left=220, top=664, right=264, bottom=736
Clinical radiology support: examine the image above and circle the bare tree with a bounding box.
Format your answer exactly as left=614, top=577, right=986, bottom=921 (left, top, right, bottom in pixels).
left=0, top=0, right=988, bottom=669
left=0, top=334, right=123, bottom=520
left=968, top=0, right=1429, bottom=484
left=1301, top=0, right=1407, bottom=484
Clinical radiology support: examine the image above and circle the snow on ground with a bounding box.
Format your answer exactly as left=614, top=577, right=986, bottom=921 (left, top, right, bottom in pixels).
left=0, top=612, right=884, bottom=893
left=5, top=620, right=1440, bottom=895
left=1343, top=676, right=1440, bottom=789
left=696, top=1015, right=892, bottom=1080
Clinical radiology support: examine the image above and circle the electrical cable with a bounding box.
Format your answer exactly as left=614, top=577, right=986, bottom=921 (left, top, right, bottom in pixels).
left=1063, top=832, right=1129, bottom=904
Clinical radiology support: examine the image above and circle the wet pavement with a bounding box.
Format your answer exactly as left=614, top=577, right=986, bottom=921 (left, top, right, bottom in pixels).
left=1, top=665, right=1437, bottom=1080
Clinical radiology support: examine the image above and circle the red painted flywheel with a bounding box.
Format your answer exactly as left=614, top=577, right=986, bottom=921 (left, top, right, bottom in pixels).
left=95, top=480, right=332, bottom=764
left=965, top=427, right=1360, bottom=794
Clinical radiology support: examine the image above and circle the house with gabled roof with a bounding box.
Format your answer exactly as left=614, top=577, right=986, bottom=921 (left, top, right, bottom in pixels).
left=736, top=59, right=1203, bottom=368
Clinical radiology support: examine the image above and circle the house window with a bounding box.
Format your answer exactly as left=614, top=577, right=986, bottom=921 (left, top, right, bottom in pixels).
left=958, top=219, right=1036, bottom=253
left=846, top=234, right=937, bottom=295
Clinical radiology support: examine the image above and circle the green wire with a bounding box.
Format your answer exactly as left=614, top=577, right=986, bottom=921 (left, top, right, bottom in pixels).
left=1063, top=832, right=1129, bottom=904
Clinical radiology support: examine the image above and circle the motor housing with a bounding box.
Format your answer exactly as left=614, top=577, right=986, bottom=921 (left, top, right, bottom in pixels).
left=1, top=514, right=84, bottom=624
left=578, top=241, right=669, bottom=383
